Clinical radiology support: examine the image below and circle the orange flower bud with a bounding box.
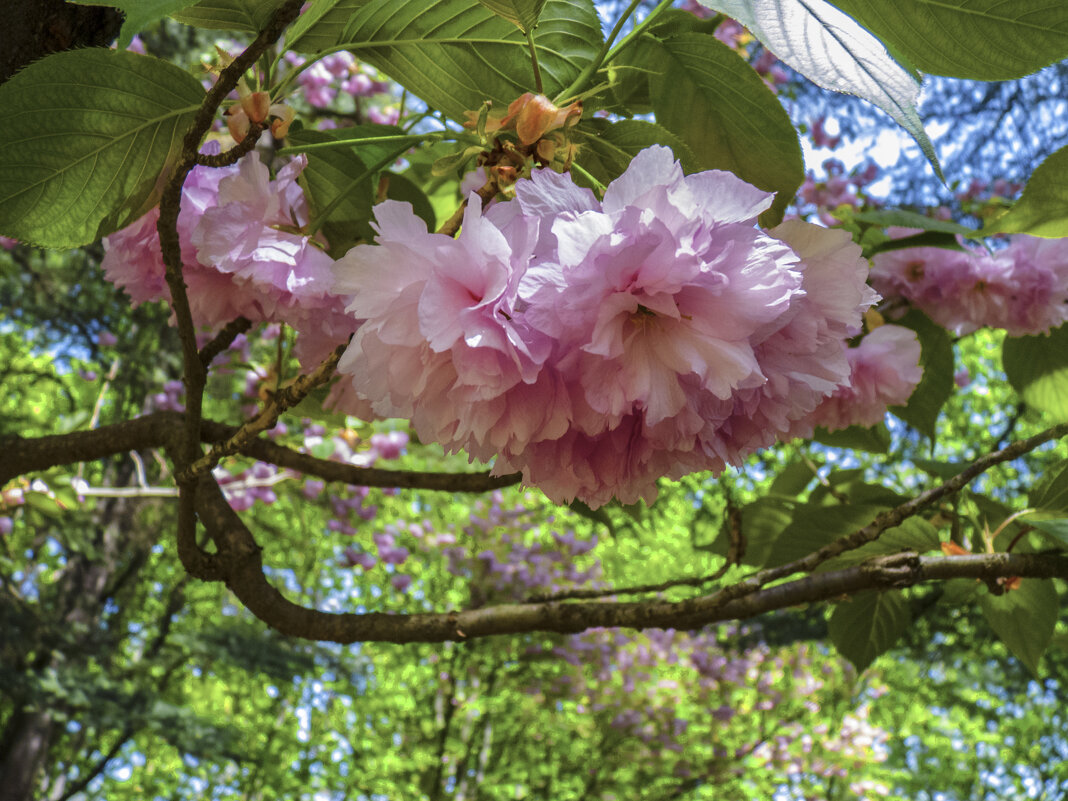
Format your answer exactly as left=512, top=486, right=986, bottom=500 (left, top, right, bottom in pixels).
left=241, top=90, right=271, bottom=124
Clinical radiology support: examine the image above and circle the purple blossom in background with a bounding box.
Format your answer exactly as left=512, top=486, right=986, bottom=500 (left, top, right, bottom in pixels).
left=0, top=517, right=13, bottom=536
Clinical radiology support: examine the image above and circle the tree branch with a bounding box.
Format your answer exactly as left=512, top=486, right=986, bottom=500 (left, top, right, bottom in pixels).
left=0, top=411, right=521, bottom=493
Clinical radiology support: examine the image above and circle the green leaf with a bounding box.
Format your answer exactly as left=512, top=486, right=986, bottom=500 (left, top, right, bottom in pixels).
left=170, top=0, right=287, bottom=31
left=981, top=578, right=1058, bottom=678
left=285, top=128, right=375, bottom=257
left=828, top=0, right=1068, bottom=81
left=385, top=172, right=436, bottom=232
left=1002, top=324, right=1068, bottom=421
left=70, top=0, right=192, bottom=47
left=650, top=33, right=803, bottom=226
left=983, top=144, right=1068, bottom=238
left=714, top=496, right=796, bottom=568
left=0, top=49, right=204, bottom=248
left=698, top=0, right=941, bottom=181
left=477, top=0, right=548, bottom=32
left=889, top=310, right=954, bottom=439
left=829, top=517, right=941, bottom=568
left=767, top=458, right=820, bottom=498
left=829, top=590, right=911, bottom=672
left=865, top=230, right=966, bottom=257
left=851, top=209, right=976, bottom=238
left=573, top=119, right=699, bottom=187
left=288, top=0, right=602, bottom=123
left=813, top=423, right=891, bottom=454
left=1029, top=461, right=1068, bottom=514
left=764, top=504, right=887, bottom=568
left=1024, top=517, right=1068, bottom=551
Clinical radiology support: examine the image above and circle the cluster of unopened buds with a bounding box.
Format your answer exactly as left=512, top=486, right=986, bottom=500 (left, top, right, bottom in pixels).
left=225, top=79, right=294, bottom=142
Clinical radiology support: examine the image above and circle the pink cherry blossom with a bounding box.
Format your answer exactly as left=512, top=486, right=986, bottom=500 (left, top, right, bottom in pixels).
left=102, top=145, right=355, bottom=367
left=335, top=147, right=877, bottom=507
left=799, top=324, right=923, bottom=433
left=871, top=233, right=1068, bottom=336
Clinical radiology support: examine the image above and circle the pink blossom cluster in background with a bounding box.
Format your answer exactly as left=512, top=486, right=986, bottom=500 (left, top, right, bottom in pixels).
left=283, top=50, right=397, bottom=125
left=333, top=147, right=897, bottom=508
left=799, top=324, right=923, bottom=434
left=101, top=144, right=357, bottom=368
left=871, top=232, right=1068, bottom=336
left=797, top=158, right=880, bottom=227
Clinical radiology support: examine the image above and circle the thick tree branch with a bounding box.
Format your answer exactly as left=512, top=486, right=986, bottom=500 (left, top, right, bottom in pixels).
left=0, top=412, right=520, bottom=493
left=192, top=482, right=1068, bottom=642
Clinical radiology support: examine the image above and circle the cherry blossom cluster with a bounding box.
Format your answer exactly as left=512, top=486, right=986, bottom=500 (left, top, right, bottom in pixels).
left=333, top=146, right=902, bottom=507
left=872, top=232, right=1068, bottom=336
left=102, top=144, right=356, bottom=368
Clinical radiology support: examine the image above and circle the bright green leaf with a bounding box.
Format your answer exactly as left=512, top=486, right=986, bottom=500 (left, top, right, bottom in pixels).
left=477, top=0, right=548, bottom=32
left=829, top=590, right=911, bottom=672
left=983, top=144, right=1068, bottom=238
left=981, top=578, right=1058, bottom=678
left=698, top=0, right=942, bottom=181
left=287, top=0, right=602, bottom=123
left=1024, top=517, right=1068, bottom=550
left=0, top=49, right=203, bottom=248
left=829, top=0, right=1068, bottom=80
left=851, top=209, right=975, bottom=237
left=651, top=33, right=803, bottom=226
left=1002, top=324, right=1068, bottom=421
left=890, top=310, right=954, bottom=439
left=170, top=0, right=287, bottom=32
left=1029, top=461, right=1068, bottom=514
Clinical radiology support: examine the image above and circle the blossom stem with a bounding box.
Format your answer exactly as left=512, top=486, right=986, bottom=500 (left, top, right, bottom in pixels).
left=525, top=29, right=544, bottom=94
left=554, top=0, right=665, bottom=105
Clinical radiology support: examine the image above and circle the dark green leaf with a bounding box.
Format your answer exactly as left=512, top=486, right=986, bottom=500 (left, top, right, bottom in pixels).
left=768, top=458, right=820, bottom=498
left=981, top=578, right=1058, bottom=678
left=764, top=504, right=887, bottom=568
left=651, top=32, right=803, bottom=226
left=573, top=119, right=699, bottom=187
left=829, top=590, right=911, bottom=672
left=1002, top=324, right=1068, bottom=421
left=0, top=49, right=203, bottom=248
left=171, top=0, right=287, bottom=31
left=890, top=310, right=954, bottom=439
left=813, top=423, right=891, bottom=454
left=70, top=0, right=193, bottom=47
left=829, top=0, right=1068, bottom=81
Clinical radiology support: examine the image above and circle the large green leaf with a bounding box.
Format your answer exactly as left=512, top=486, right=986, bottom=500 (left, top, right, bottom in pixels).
left=851, top=208, right=975, bottom=238
left=829, top=0, right=1068, bottom=81
left=829, top=590, right=911, bottom=672
left=70, top=0, right=192, bottom=47
left=650, top=33, right=803, bottom=226
left=1002, top=324, right=1068, bottom=421
left=287, top=0, right=602, bottom=123
left=698, top=0, right=941, bottom=181
left=981, top=578, right=1058, bottom=678
left=171, top=0, right=288, bottom=31
left=889, top=310, right=954, bottom=439
left=285, top=125, right=408, bottom=256
left=764, top=504, right=887, bottom=568
left=573, top=119, right=699, bottom=188
left=0, top=49, right=204, bottom=249
left=983, top=144, right=1068, bottom=238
